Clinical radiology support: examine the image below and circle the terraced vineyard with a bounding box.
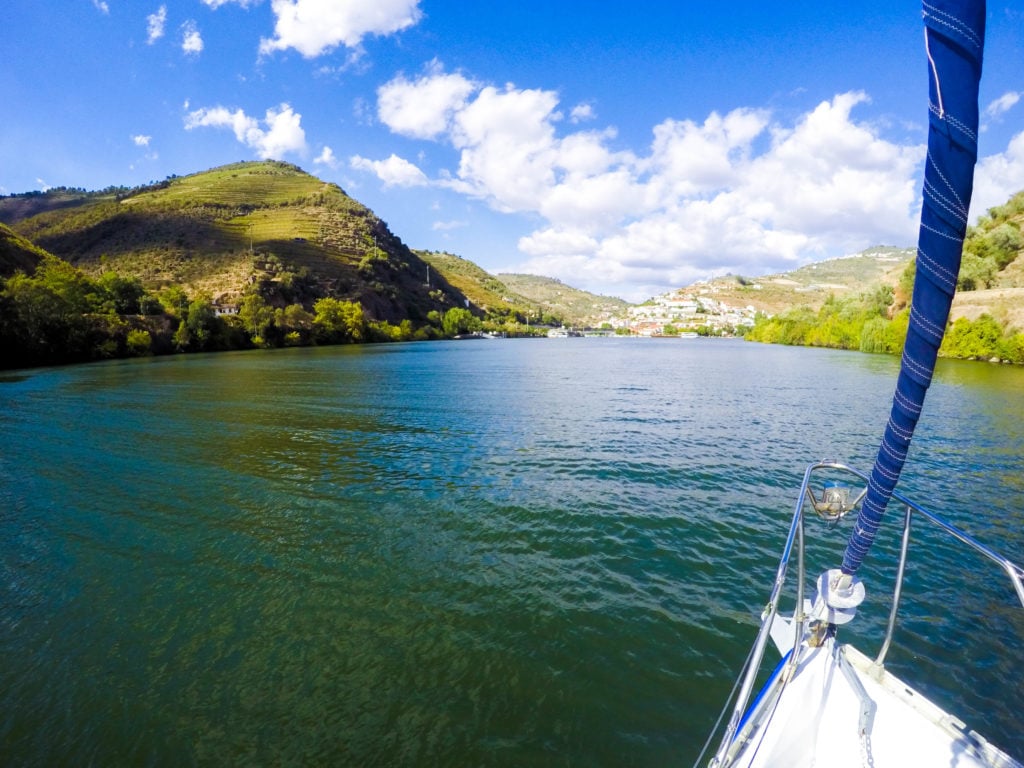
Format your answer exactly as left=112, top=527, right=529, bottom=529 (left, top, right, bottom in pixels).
left=1, top=161, right=465, bottom=323
left=126, top=161, right=330, bottom=208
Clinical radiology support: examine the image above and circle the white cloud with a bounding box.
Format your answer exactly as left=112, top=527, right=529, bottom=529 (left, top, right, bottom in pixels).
left=377, top=63, right=476, bottom=140
left=201, top=0, right=257, bottom=8
left=147, top=6, right=167, bottom=44
left=92, top=0, right=110, bottom=14
left=432, top=220, right=467, bottom=231
left=314, top=50, right=368, bottom=77
left=644, top=108, right=769, bottom=199
left=970, top=130, right=1024, bottom=222
left=519, top=227, right=599, bottom=258
left=985, top=91, right=1021, bottom=120
left=445, top=84, right=563, bottom=212
left=182, top=21, right=204, bottom=55
left=350, top=153, right=428, bottom=188
left=184, top=103, right=307, bottom=159
left=314, top=146, right=339, bottom=168
left=540, top=167, right=649, bottom=229
left=740, top=93, right=922, bottom=241
left=132, top=134, right=152, bottom=147
left=375, top=62, right=929, bottom=300
left=570, top=103, right=595, bottom=123
left=259, top=0, right=423, bottom=58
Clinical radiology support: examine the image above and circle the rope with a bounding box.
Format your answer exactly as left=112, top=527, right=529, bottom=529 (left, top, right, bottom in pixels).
left=692, top=637, right=761, bottom=768
left=924, top=27, right=945, bottom=118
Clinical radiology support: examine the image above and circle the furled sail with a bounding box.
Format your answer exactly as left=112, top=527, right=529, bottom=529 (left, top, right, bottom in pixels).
left=842, top=0, right=986, bottom=575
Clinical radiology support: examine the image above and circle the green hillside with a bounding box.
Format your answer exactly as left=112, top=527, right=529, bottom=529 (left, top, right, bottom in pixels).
left=416, top=250, right=633, bottom=327
left=744, top=190, right=1024, bottom=363
left=3, top=161, right=465, bottom=324
left=415, top=250, right=551, bottom=324
left=692, top=246, right=915, bottom=318
left=0, top=222, right=49, bottom=276
left=497, top=273, right=631, bottom=326
left=3, top=160, right=1018, bottom=368
left=949, top=190, right=1024, bottom=331
left=0, top=187, right=102, bottom=225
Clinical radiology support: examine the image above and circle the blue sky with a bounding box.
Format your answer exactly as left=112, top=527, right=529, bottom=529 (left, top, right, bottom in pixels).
left=2, top=1, right=1022, bottom=301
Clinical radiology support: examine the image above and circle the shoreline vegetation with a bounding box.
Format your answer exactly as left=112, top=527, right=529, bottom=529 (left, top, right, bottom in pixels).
left=1, top=253, right=1020, bottom=371
left=0, top=254, right=556, bottom=371
left=1, top=161, right=1020, bottom=371
left=745, top=191, right=1024, bottom=365
left=744, top=261, right=1024, bottom=365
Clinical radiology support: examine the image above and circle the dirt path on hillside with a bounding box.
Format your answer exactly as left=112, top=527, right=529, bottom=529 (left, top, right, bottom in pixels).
left=950, top=287, right=1024, bottom=331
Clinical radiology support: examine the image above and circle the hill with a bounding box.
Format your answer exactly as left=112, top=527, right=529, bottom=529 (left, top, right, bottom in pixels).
left=0, top=222, right=49, bottom=276
left=415, top=250, right=537, bottom=323
left=689, top=246, right=916, bottom=317
left=716, top=192, right=1023, bottom=326
left=3, top=160, right=1018, bottom=364
left=416, top=252, right=629, bottom=327
left=0, top=188, right=99, bottom=224
left=950, top=189, right=1024, bottom=330
left=1, top=161, right=466, bottom=324
left=743, top=190, right=1024, bottom=363
left=496, top=273, right=631, bottom=326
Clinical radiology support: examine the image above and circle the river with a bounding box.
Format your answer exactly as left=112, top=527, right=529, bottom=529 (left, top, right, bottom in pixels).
left=2, top=338, right=1022, bottom=765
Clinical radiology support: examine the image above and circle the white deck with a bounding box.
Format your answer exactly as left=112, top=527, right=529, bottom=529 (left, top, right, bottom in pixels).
left=727, top=639, right=1020, bottom=768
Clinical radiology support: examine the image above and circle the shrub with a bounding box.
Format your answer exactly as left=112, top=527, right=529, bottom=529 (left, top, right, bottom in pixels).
left=126, top=329, right=153, bottom=356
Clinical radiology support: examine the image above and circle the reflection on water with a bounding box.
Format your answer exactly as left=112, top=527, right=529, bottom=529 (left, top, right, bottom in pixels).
left=1, top=340, right=1021, bottom=765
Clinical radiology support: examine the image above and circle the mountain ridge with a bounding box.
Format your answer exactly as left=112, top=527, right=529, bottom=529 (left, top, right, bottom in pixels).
left=2, top=160, right=467, bottom=325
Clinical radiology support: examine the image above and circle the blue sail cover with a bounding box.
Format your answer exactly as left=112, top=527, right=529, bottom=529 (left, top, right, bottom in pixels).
left=842, top=0, right=986, bottom=575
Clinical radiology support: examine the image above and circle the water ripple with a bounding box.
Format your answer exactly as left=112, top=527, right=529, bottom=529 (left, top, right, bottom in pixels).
left=1, top=341, right=1021, bottom=765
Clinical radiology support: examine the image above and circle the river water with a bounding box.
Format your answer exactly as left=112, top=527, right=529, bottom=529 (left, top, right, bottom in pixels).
left=2, top=338, right=1022, bottom=766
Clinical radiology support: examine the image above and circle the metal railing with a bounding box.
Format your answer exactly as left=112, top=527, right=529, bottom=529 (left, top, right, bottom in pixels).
left=703, top=460, right=1024, bottom=768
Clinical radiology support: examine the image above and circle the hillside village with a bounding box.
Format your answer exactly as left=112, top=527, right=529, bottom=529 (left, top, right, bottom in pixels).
left=623, top=283, right=758, bottom=336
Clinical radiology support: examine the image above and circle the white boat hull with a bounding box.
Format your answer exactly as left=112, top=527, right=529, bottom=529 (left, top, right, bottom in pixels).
left=726, top=637, right=1021, bottom=768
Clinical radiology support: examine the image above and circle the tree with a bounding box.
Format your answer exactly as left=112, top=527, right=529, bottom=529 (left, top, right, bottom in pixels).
left=313, top=298, right=366, bottom=343
left=186, top=296, right=216, bottom=350
left=941, top=315, right=1003, bottom=360
left=442, top=307, right=479, bottom=336
left=863, top=285, right=894, bottom=319
left=860, top=317, right=896, bottom=354
left=958, top=252, right=997, bottom=291
left=893, top=258, right=915, bottom=311
left=138, top=294, right=163, bottom=315
left=2, top=264, right=93, bottom=362
left=33, top=255, right=93, bottom=315
left=97, top=272, right=145, bottom=314
left=162, top=286, right=189, bottom=316
left=239, top=290, right=275, bottom=343
left=999, top=332, right=1024, bottom=365
left=986, top=222, right=1023, bottom=269
left=172, top=319, right=190, bottom=351
left=280, top=303, right=314, bottom=331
